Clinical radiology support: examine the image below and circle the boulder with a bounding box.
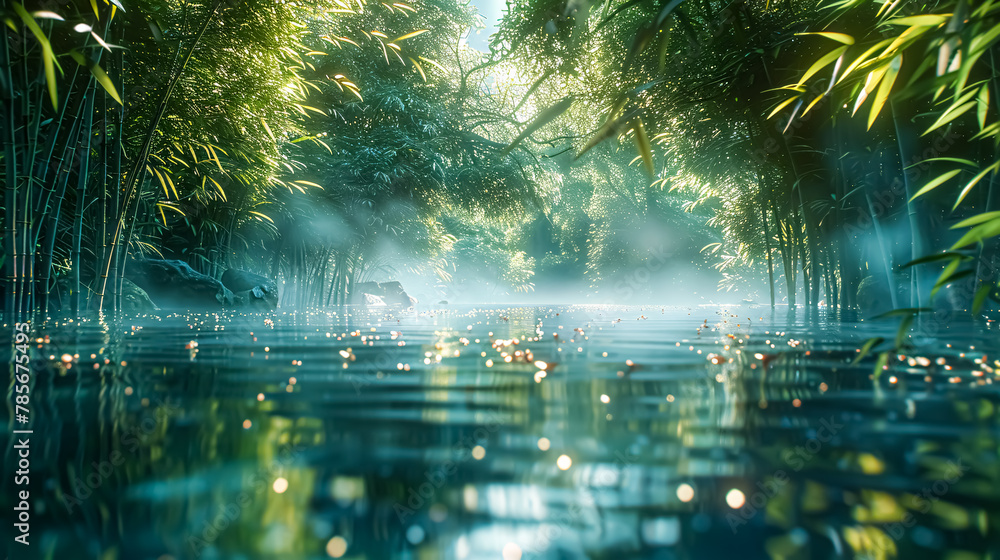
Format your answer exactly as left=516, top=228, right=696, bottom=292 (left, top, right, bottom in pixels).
left=351, top=282, right=381, bottom=305
left=380, top=281, right=411, bottom=306
left=120, top=278, right=159, bottom=313
left=349, top=281, right=414, bottom=308
left=856, top=275, right=893, bottom=316
left=126, top=259, right=234, bottom=309
left=223, top=269, right=278, bottom=309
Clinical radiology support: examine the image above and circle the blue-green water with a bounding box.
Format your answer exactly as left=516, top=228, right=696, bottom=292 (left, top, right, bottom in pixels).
left=3, top=305, right=1000, bottom=559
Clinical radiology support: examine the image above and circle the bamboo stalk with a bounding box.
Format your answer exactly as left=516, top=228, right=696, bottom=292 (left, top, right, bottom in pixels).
left=2, top=23, right=19, bottom=319
left=892, top=101, right=924, bottom=309
left=98, top=0, right=225, bottom=313
left=759, top=173, right=776, bottom=308
left=73, top=85, right=97, bottom=317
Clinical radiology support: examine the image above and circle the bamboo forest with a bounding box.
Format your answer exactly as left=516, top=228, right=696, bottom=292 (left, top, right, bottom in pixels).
left=3, top=0, right=1000, bottom=558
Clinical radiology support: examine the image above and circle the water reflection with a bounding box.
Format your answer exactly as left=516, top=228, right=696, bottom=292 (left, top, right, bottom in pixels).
left=2, top=306, right=999, bottom=559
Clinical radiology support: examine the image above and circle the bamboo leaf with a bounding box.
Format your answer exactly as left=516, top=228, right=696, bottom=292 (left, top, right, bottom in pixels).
left=802, top=93, right=827, bottom=117
left=261, top=118, right=276, bottom=142
left=873, top=351, right=890, bottom=377
left=906, top=157, right=977, bottom=169
left=872, top=307, right=932, bottom=319
left=653, top=0, right=686, bottom=29
left=151, top=166, right=169, bottom=199
left=930, top=257, right=961, bottom=298
left=837, top=39, right=892, bottom=85
left=632, top=117, right=654, bottom=175
left=294, top=180, right=323, bottom=188
left=954, top=161, right=1000, bottom=209
left=796, top=46, right=848, bottom=88
left=972, top=121, right=1000, bottom=140
left=501, top=97, right=575, bottom=157
left=393, top=29, right=428, bottom=41
left=868, top=55, right=900, bottom=129
left=577, top=111, right=636, bottom=159
left=767, top=96, right=800, bottom=119
left=417, top=56, right=445, bottom=72
left=973, top=284, right=993, bottom=314
left=895, top=315, right=915, bottom=348
left=876, top=0, right=901, bottom=17
left=32, top=11, right=64, bottom=20
left=13, top=3, right=61, bottom=109
left=953, top=211, right=1000, bottom=229
left=208, top=177, right=226, bottom=201
left=880, top=25, right=930, bottom=58
left=408, top=57, right=426, bottom=81
left=883, top=14, right=949, bottom=27
left=853, top=64, right=889, bottom=116
left=970, top=22, right=1000, bottom=54
left=902, top=251, right=968, bottom=267
left=938, top=36, right=959, bottom=76
left=157, top=202, right=186, bottom=216
left=90, top=30, right=114, bottom=52
left=89, top=63, right=123, bottom=105
left=67, top=48, right=86, bottom=66
left=909, top=169, right=961, bottom=200
left=950, top=219, right=1000, bottom=249
left=924, top=100, right=977, bottom=135
left=852, top=336, right=885, bottom=364
left=797, top=32, right=855, bottom=44
left=250, top=211, right=274, bottom=223
left=977, top=84, right=990, bottom=129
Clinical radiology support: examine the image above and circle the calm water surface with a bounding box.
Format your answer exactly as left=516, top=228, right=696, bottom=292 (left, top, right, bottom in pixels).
left=3, top=305, right=1000, bottom=560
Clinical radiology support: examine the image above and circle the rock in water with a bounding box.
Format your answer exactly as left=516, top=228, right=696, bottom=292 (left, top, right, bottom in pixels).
left=126, top=259, right=234, bottom=309
left=351, top=282, right=381, bottom=305
left=349, top=281, right=414, bottom=308
left=380, top=281, right=411, bottom=306
left=120, top=278, right=159, bottom=313
left=222, top=269, right=278, bottom=310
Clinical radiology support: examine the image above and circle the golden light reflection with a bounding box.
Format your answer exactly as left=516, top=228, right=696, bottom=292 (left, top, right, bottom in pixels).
left=726, top=489, right=746, bottom=508
left=676, top=483, right=694, bottom=502
left=325, top=536, right=347, bottom=558
left=502, top=542, right=522, bottom=560
left=273, top=477, right=289, bottom=493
